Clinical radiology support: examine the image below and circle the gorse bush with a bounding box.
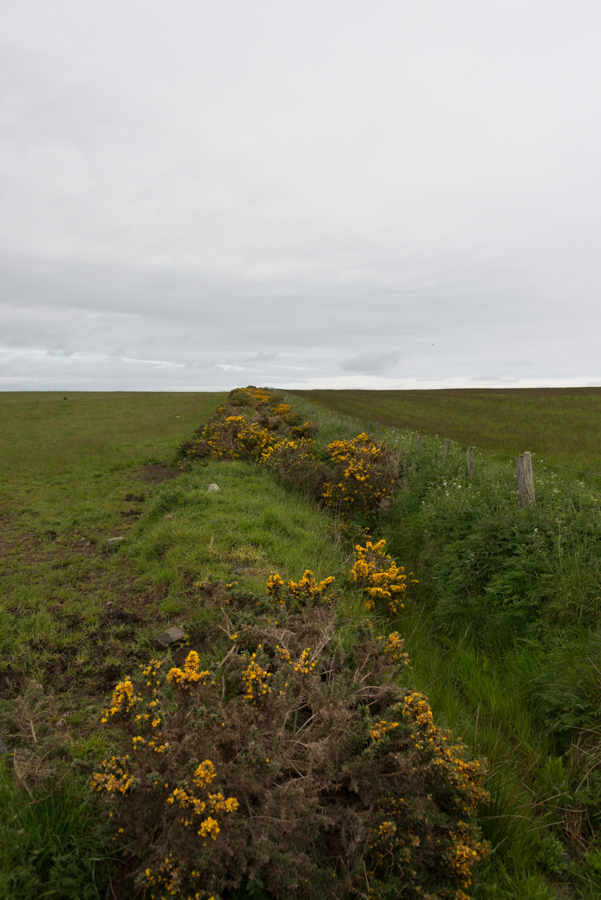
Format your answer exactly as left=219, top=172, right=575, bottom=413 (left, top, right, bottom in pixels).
left=86, top=389, right=492, bottom=898
left=184, top=388, right=405, bottom=524
left=261, top=437, right=327, bottom=500
left=350, top=539, right=419, bottom=615
left=93, top=572, right=488, bottom=900
left=184, top=388, right=316, bottom=464
left=322, top=434, right=402, bottom=521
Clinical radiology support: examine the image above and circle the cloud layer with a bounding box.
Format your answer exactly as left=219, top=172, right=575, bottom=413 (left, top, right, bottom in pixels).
left=1, top=1, right=600, bottom=390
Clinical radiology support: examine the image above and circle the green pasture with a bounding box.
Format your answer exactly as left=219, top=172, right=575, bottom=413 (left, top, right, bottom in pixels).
left=0, top=390, right=354, bottom=898
left=290, top=387, right=601, bottom=474
left=4, top=388, right=601, bottom=897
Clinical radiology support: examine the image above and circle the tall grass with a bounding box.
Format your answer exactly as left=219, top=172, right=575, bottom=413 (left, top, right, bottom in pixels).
left=287, top=393, right=601, bottom=896
left=0, top=761, right=113, bottom=899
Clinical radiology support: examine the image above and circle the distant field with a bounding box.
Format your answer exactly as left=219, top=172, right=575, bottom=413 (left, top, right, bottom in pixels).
left=290, top=387, right=601, bottom=474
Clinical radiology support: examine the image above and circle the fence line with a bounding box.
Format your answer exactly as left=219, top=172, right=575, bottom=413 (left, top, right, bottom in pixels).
left=283, top=393, right=601, bottom=511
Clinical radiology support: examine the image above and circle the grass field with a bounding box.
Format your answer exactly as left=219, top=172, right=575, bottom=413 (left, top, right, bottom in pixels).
left=289, top=387, right=601, bottom=474
left=0, top=390, right=356, bottom=898
left=4, top=388, right=601, bottom=898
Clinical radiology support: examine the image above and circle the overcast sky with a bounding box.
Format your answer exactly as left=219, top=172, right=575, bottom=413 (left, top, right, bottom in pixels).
left=1, top=1, right=600, bottom=391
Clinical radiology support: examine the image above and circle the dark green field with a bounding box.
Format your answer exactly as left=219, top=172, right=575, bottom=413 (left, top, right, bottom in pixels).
left=290, top=387, right=601, bottom=474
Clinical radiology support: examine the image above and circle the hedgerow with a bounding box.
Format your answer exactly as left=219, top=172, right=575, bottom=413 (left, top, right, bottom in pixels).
left=182, top=387, right=404, bottom=524
left=91, top=388, right=489, bottom=898
left=93, top=572, right=488, bottom=900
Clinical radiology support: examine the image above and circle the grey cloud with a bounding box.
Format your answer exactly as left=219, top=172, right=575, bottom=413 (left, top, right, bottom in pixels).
left=1, top=2, right=601, bottom=390
left=339, top=353, right=400, bottom=374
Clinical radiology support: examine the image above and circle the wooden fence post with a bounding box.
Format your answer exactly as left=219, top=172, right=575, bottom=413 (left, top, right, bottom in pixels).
left=467, top=446, right=475, bottom=477
left=516, top=452, right=535, bottom=507
left=392, top=427, right=396, bottom=439
left=376, top=422, right=381, bottom=439
left=443, top=439, right=449, bottom=462
left=367, top=422, right=372, bottom=435
left=416, top=434, right=422, bottom=451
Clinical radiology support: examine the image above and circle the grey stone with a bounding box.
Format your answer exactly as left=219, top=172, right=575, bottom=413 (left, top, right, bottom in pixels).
left=208, top=483, right=220, bottom=493
left=106, top=537, right=124, bottom=549
left=152, top=625, right=186, bottom=649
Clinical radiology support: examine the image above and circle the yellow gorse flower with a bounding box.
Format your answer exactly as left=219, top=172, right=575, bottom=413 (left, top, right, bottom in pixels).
left=167, top=650, right=210, bottom=686
left=242, top=653, right=272, bottom=704
left=350, top=540, right=407, bottom=614
left=100, top=679, right=139, bottom=723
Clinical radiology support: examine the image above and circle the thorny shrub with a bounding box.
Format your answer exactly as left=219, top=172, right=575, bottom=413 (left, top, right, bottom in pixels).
left=350, top=539, right=419, bottom=615
left=182, top=388, right=403, bottom=524
left=93, top=573, right=488, bottom=900
left=261, top=437, right=328, bottom=500
left=322, top=434, right=402, bottom=522
left=184, top=388, right=316, bottom=464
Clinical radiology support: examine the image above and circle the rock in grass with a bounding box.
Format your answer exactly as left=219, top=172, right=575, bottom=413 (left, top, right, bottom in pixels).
left=106, top=536, right=124, bottom=549
left=208, top=483, right=220, bottom=493
left=152, top=626, right=186, bottom=649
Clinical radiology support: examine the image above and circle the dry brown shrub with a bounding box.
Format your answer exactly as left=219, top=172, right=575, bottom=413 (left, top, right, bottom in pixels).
left=261, top=437, right=329, bottom=501
left=93, top=582, right=487, bottom=900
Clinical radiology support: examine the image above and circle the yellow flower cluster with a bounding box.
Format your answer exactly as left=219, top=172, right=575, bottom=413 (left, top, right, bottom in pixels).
left=370, top=720, right=400, bottom=743
left=322, top=434, right=397, bottom=519
left=163, top=759, right=238, bottom=847
left=286, top=570, right=335, bottom=600
left=242, top=651, right=272, bottom=704
left=149, top=759, right=239, bottom=893
left=270, top=402, right=298, bottom=424
left=401, top=692, right=489, bottom=813
left=90, top=756, right=134, bottom=794
left=379, top=631, right=410, bottom=665
left=265, top=572, right=285, bottom=603
left=265, top=570, right=335, bottom=607
left=261, top=435, right=317, bottom=465
left=193, top=759, right=217, bottom=789
left=350, top=540, right=408, bottom=614
left=167, top=650, right=211, bottom=686
left=100, top=679, right=139, bottom=723
left=228, top=386, right=271, bottom=407
left=276, top=645, right=318, bottom=675
left=198, top=416, right=278, bottom=462
left=446, top=828, right=488, bottom=890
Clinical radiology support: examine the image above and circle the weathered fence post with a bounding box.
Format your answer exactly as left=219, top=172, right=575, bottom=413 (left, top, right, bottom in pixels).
left=392, top=427, right=396, bottom=439
left=348, top=416, right=352, bottom=434
left=416, top=434, right=422, bottom=451
left=467, top=446, right=475, bottom=477
left=443, top=439, right=449, bottom=462
left=516, top=452, right=535, bottom=507
left=355, top=417, right=360, bottom=433
left=376, top=422, right=381, bottom=439
left=367, top=422, right=372, bottom=435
